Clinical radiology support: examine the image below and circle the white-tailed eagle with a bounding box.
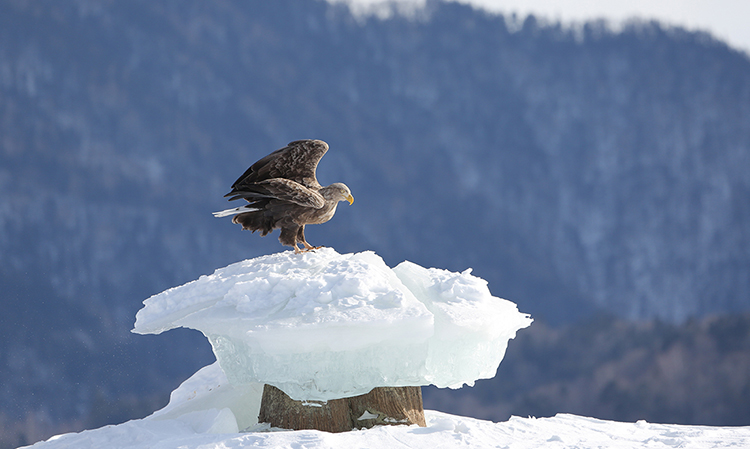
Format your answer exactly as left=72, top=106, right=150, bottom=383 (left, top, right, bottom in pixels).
left=213, top=140, right=353, bottom=253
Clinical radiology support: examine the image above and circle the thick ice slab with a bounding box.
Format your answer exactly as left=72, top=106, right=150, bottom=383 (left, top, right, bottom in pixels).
left=133, top=248, right=532, bottom=401
left=393, top=261, right=534, bottom=387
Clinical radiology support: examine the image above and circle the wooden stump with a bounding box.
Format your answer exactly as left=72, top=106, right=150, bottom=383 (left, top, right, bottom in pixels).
left=258, top=384, right=426, bottom=432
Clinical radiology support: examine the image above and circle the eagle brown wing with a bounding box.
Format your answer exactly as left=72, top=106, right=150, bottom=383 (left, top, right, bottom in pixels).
left=230, top=140, right=328, bottom=191
left=225, top=178, right=325, bottom=208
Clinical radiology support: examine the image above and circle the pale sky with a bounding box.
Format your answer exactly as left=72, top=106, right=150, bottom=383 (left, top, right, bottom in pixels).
left=341, top=0, right=750, bottom=55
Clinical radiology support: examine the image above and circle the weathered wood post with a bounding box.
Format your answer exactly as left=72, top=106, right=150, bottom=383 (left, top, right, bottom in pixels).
left=258, top=384, right=426, bottom=432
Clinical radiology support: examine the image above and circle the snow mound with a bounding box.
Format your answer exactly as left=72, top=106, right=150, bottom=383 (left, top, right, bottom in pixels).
left=133, top=248, right=532, bottom=401
left=148, top=361, right=263, bottom=432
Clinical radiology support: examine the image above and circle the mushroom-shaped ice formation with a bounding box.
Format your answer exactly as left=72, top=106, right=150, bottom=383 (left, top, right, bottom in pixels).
left=133, top=248, right=532, bottom=401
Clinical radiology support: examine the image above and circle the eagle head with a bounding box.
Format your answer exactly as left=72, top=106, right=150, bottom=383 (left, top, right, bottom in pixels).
left=323, top=182, right=354, bottom=205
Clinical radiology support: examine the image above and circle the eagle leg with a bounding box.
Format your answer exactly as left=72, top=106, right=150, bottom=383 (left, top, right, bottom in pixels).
left=296, top=226, right=322, bottom=252
left=280, top=225, right=304, bottom=254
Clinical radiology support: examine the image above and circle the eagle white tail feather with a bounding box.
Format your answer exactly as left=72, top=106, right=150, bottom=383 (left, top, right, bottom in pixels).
left=212, top=206, right=260, bottom=218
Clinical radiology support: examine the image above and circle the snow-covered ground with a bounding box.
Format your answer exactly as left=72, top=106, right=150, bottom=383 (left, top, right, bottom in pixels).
left=22, top=249, right=750, bottom=447
left=25, top=360, right=750, bottom=448
left=27, top=412, right=750, bottom=449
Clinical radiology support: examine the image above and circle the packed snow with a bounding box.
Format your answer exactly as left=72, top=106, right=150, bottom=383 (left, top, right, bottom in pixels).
left=25, top=360, right=750, bottom=448
left=132, top=248, right=533, bottom=401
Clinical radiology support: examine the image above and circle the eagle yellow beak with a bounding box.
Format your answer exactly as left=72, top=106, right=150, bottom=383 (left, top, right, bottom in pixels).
left=346, top=194, right=354, bottom=205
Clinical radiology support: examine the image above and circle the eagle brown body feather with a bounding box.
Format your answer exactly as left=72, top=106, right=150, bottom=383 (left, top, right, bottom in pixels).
left=213, top=140, right=353, bottom=253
